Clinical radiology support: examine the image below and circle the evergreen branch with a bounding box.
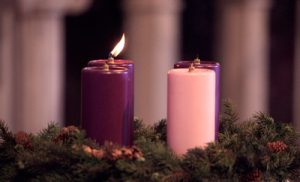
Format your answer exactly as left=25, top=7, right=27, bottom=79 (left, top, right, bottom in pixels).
left=0, top=103, right=300, bottom=181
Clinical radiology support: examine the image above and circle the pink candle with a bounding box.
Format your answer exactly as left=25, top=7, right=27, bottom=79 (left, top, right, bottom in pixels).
left=174, top=60, right=220, bottom=140
left=167, top=65, right=216, bottom=155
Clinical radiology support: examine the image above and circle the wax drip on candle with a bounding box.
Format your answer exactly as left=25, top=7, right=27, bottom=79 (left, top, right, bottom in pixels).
left=188, top=63, right=195, bottom=72
left=103, top=62, right=109, bottom=71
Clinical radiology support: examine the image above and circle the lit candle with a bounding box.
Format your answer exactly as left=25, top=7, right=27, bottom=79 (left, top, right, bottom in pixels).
left=81, top=35, right=133, bottom=146
left=88, top=35, right=133, bottom=69
left=167, top=62, right=217, bottom=155
left=174, top=58, right=220, bottom=140
left=87, top=35, right=134, bottom=142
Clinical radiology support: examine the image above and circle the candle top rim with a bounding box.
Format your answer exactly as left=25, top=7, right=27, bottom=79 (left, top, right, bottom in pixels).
left=82, top=66, right=129, bottom=74
left=89, top=59, right=133, bottom=64
left=176, top=60, right=220, bottom=66
left=168, top=68, right=215, bottom=76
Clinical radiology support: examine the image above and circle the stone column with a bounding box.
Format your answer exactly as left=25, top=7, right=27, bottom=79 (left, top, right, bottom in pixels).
left=294, top=0, right=300, bottom=131
left=0, top=0, right=15, bottom=129
left=216, top=0, right=271, bottom=120
left=216, top=0, right=244, bottom=112
left=124, top=0, right=182, bottom=124
left=0, top=0, right=91, bottom=133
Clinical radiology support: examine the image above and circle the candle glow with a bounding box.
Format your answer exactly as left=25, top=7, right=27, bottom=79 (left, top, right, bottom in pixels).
left=110, top=34, right=125, bottom=57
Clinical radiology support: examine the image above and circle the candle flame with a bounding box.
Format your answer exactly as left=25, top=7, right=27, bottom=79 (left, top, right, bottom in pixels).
left=110, top=34, right=125, bottom=58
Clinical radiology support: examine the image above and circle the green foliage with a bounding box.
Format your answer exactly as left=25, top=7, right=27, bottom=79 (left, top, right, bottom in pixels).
left=0, top=102, right=300, bottom=181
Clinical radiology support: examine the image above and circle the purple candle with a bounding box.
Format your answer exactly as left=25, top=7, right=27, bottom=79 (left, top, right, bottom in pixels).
left=81, top=34, right=133, bottom=146
left=87, top=59, right=134, bottom=136
left=174, top=58, right=220, bottom=139
left=81, top=66, right=132, bottom=145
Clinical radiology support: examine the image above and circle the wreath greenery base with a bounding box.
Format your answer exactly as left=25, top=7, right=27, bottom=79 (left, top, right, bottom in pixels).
left=1, top=102, right=300, bottom=182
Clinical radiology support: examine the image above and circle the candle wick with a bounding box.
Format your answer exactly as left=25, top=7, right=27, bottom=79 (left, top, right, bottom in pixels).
left=194, top=57, right=201, bottom=64
left=188, top=63, right=195, bottom=72
left=108, top=53, right=115, bottom=64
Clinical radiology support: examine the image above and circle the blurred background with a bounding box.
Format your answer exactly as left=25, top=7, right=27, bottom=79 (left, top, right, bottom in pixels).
left=0, top=0, right=299, bottom=133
